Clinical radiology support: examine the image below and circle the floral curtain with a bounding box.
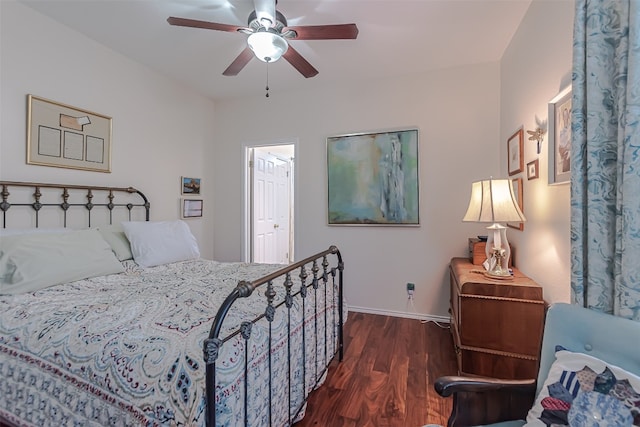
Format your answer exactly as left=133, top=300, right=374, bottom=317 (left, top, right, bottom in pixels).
left=571, top=0, right=640, bottom=320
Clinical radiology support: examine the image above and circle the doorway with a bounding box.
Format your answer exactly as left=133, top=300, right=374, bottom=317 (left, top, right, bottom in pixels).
left=244, top=143, right=295, bottom=264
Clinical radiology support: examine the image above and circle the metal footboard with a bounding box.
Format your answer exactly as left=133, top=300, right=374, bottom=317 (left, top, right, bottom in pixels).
left=203, top=246, right=344, bottom=427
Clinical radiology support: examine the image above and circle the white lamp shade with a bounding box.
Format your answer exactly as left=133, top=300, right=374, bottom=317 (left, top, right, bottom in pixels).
left=247, top=30, right=288, bottom=63
left=462, top=179, right=526, bottom=223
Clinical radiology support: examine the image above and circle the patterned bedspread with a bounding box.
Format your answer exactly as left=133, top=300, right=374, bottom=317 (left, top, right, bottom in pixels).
left=0, top=259, right=341, bottom=426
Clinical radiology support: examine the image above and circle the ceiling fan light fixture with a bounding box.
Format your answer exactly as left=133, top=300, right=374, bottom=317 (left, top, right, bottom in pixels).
left=247, top=29, right=288, bottom=63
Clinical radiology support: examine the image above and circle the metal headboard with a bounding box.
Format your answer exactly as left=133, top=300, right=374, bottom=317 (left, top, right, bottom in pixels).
left=0, top=181, right=150, bottom=229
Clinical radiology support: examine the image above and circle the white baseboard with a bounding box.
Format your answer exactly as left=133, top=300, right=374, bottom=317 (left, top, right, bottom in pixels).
left=347, top=305, right=450, bottom=324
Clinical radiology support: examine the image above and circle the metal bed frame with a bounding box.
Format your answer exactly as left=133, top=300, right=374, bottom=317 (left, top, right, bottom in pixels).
left=205, top=245, right=344, bottom=426
left=0, top=181, right=150, bottom=228
left=0, top=181, right=344, bottom=427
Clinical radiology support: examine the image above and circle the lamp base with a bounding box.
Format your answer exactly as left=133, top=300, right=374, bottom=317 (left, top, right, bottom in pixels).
left=485, top=224, right=512, bottom=277
left=485, top=245, right=512, bottom=278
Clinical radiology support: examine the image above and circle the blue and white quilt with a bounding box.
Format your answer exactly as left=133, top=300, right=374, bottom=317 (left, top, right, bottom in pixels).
left=0, top=259, right=341, bottom=426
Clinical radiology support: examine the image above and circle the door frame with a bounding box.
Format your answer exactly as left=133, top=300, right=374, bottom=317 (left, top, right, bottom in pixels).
left=242, top=139, right=297, bottom=263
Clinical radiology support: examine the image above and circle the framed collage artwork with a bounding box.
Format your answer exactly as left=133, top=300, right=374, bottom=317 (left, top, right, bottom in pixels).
left=27, top=95, right=112, bottom=173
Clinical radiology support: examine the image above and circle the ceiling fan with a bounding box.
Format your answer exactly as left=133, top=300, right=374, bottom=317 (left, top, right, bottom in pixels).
left=167, top=0, right=358, bottom=78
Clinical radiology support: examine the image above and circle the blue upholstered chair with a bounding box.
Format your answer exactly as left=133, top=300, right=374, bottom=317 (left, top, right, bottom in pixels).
left=434, top=302, right=640, bottom=427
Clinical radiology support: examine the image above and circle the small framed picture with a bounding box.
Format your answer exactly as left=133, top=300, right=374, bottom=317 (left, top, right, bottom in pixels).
left=527, top=159, right=539, bottom=180
left=181, top=177, right=201, bottom=195
left=181, top=199, right=203, bottom=218
left=507, top=128, right=524, bottom=176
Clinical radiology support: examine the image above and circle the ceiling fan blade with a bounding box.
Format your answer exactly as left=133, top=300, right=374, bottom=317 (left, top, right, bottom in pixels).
left=167, top=16, right=248, bottom=33
left=253, top=0, right=276, bottom=27
left=285, top=24, right=359, bottom=40
left=223, top=47, right=255, bottom=76
left=282, top=45, right=318, bottom=78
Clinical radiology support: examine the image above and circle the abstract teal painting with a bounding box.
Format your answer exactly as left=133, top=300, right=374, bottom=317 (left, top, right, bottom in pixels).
left=327, top=129, right=419, bottom=225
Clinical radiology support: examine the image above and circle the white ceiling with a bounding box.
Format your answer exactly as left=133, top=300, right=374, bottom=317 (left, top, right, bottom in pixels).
left=21, top=0, right=532, bottom=101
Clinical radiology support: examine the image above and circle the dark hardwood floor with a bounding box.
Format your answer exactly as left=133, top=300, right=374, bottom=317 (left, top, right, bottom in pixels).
left=297, top=312, right=458, bottom=427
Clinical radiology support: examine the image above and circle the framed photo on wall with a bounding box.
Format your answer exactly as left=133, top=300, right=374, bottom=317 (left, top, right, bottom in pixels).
left=507, top=177, right=524, bottom=231
left=527, top=159, right=539, bottom=180
left=507, top=128, right=524, bottom=176
left=181, top=198, right=203, bottom=218
left=548, top=86, right=572, bottom=184
left=181, top=177, right=201, bottom=195
left=326, top=129, right=419, bottom=225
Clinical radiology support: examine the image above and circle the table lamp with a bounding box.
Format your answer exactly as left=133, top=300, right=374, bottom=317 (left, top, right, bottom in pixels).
left=462, top=179, right=526, bottom=277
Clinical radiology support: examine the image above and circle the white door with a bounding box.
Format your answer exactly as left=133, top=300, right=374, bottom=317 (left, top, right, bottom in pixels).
left=252, top=148, right=292, bottom=263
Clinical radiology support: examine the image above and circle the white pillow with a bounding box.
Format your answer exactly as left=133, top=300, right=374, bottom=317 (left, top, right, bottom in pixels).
left=96, top=224, right=133, bottom=261
left=0, top=229, right=124, bottom=295
left=525, top=349, right=640, bottom=426
left=121, top=220, right=200, bottom=268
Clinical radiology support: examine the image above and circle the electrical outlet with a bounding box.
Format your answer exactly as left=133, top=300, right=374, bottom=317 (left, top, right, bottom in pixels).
left=406, top=282, right=415, bottom=296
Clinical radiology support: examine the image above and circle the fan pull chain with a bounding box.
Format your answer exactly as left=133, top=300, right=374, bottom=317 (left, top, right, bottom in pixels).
left=265, top=60, right=270, bottom=98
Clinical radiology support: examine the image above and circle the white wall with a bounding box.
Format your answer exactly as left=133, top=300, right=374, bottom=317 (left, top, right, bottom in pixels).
left=212, top=63, right=502, bottom=319
left=0, top=2, right=217, bottom=258
left=1, top=0, right=576, bottom=317
left=500, top=0, right=574, bottom=304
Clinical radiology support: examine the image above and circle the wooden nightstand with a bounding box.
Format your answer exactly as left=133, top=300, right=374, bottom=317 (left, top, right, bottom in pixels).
left=449, top=257, right=546, bottom=379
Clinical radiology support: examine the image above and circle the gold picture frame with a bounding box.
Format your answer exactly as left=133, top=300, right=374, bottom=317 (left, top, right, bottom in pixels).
left=27, top=94, right=112, bottom=173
